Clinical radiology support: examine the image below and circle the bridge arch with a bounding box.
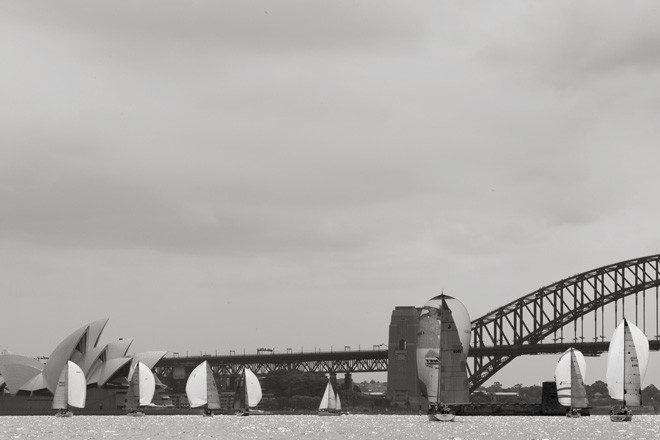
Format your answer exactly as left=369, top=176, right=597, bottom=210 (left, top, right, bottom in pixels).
left=469, top=253, right=660, bottom=390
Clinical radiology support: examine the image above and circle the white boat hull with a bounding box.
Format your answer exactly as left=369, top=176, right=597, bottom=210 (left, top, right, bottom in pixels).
left=428, top=413, right=455, bottom=422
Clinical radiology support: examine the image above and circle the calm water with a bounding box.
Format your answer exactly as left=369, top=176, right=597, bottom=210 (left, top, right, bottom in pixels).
left=2, top=415, right=659, bottom=440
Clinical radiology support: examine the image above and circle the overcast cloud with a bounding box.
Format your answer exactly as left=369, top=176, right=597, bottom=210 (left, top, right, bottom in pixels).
left=2, top=1, right=660, bottom=385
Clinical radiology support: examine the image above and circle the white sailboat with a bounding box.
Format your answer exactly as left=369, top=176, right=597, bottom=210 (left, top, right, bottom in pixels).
left=554, top=347, right=588, bottom=417
left=186, top=361, right=221, bottom=416
left=125, top=361, right=156, bottom=416
left=52, top=361, right=87, bottom=417
left=416, top=293, right=471, bottom=422
left=233, top=367, right=263, bottom=416
left=318, top=378, right=342, bottom=416
left=606, top=318, right=649, bottom=422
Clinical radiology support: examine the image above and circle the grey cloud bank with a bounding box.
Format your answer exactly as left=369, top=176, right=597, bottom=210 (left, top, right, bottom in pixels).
left=1, top=1, right=660, bottom=386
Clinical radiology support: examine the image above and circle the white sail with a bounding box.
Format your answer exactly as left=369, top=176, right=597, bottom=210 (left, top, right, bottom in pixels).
left=52, top=361, right=87, bottom=410
left=555, top=348, right=587, bottom=408
left=186, top=361, right=209, bottom=408
left=606, top=319, right=649, bottom=405
left=66, top=361, right=87, bottom=409
left=336, top=391, right=342, bottom=411
left=244, top=368, right=262, bottom=407
left=186, top=361, right=220, bottom=410
left=416, top=294, right=471, bottom=404
left=137, top=362, right=156, bottom=406
left=319, top=381, right=332, bottom=411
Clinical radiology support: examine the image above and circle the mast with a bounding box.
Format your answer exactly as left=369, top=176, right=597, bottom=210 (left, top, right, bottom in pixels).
left=623, top=320, right=627, bottom=407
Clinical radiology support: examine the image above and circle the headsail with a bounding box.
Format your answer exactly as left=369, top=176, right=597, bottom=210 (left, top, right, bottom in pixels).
left=66, top=361, right=87, bottom=409
left=244, top=368, right=262, bottom=408
left=186, top=361, right=209, bottom=408
left=606, top=319, right=649, bottom=406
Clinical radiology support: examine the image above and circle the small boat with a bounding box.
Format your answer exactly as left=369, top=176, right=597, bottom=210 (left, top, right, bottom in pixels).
left=318, top=378, right=342, bottom=416
left=186, top=361, right=221, bottom=416
left=52, top=361, right=87, bottom=417
left=606, top=318, right=649, bottom=422
left=416, top=293, right=471, bottom=422
left=233, top=367, right=262, bottom=416
left=554, top=347, right=589, bottom=418
left=125, top=361, right=156, bottom=416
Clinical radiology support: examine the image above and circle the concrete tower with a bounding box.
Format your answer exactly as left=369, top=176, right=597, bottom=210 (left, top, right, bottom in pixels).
left=386, top=306, right=424, bottom=409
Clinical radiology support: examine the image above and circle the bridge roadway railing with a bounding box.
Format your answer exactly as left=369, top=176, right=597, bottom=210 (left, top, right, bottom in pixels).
left=155, top=338, right=660, bottom=379
left=154, top=349, right=389, bottom=378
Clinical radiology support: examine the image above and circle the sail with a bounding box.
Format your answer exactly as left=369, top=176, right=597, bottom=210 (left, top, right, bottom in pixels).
left=244, top=368, right=262, bottom=408
left=606, top=319, right=649, bottom=405
left=569, top=349, right=588, bottom=408
left=319, top=381, right=332, bottom=411
left=336, top=390, right=342, bottom=411
left=416, top=294, right=470, bottom=405
left=205, top=362, right=221, bottom=410
left=186, top=361, right=208, bottom=408
left=66, top=361, right=87, bottom=409
left=555, top=348, right=587, bottom=408
left=126, top=361, right=156, bottom=410
left=137, top=362, right=156, bottom=406
left=437, top=299, right=470, bottom=403
left=52, top=363, right=68, bottom=410
left=125, top=362, right=141, bottom=411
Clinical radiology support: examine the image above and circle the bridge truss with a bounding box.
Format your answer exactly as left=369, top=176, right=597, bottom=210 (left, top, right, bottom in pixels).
left=468, top=253, right=660, bottom=390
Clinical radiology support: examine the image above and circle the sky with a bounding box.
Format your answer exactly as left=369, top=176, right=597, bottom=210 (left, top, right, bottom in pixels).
left=2, top=1, right=660, bottom=386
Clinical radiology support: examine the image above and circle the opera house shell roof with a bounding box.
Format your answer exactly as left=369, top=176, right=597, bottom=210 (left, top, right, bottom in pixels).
left=0, top=319, right=166, bottom=395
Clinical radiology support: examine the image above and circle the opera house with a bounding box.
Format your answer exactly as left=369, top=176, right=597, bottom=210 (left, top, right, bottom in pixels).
left=0, top=319, right=167, bottom=414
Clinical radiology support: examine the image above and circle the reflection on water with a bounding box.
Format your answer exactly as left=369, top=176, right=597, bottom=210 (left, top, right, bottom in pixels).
left=2, top=414, right=660, bottom=440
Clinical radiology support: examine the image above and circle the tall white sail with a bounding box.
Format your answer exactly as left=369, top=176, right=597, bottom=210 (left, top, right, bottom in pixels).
left=319, top=381, right=332, bottom=411
left=416, top=294, right=471, bottom=404
left=555, top=348, right=587, bottom=408
left=137, top=362, right=156, bottom=406
left=186, top=361, right=209, bottom=408
left=127, top=361, right=156, bottom=409
left=319, top=379, right=339, bottom=411
left=606, top=319, right=649, bottom=406
left=186, top=361, right=220, bottom=410
left=244, top=368, right=262, bottom=408
left=66, top=361, right=87, bottom=409
left=52, top=361, right=86, bottom=410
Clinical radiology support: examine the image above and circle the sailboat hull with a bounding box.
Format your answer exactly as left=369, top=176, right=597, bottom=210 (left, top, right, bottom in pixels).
left=318, top=410, right=342, bottom=416
left=55, top=410, right=73, bottom=418
left=610, top=410, right=632, bottom=422
left=428, top=413, right=455, bottom=422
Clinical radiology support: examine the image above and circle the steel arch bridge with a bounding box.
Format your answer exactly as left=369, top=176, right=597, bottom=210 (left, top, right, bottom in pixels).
left=468, top=253, right=660, bottom=390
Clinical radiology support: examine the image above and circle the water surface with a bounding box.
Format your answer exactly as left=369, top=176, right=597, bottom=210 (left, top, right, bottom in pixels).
left=2, top=414, right=659, bottom=440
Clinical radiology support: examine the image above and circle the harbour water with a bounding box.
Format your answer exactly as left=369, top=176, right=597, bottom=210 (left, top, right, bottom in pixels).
left=2, top=414, right=659, bottom=440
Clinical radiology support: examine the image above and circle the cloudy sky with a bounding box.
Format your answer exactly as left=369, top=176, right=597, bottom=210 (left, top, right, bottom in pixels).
left=2, top=1, right=660, bottom=385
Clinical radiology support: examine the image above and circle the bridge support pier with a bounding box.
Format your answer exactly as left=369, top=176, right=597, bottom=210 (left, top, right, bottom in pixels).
left=344, top=373, right=352, bottom=391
